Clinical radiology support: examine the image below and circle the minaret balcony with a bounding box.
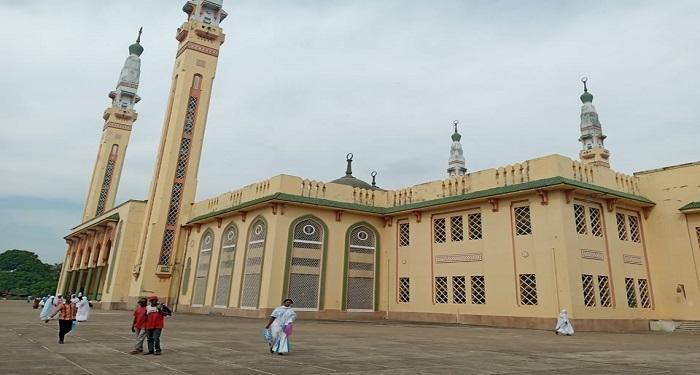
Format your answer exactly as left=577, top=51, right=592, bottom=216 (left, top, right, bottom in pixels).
left=103, top=108, right=136, bottom=121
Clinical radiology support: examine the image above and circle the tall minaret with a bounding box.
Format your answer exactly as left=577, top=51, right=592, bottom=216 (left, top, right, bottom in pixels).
left=447, top=120, right=467, bottom=176
left=578, top=77, right=610, bottom=167
left=82, top=30, right=144, bottom=221
left=134, top=1, right=227, bottom=292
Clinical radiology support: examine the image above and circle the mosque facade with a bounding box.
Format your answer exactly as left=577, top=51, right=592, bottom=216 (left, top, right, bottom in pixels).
left=57, top=0, right=700, bottom=331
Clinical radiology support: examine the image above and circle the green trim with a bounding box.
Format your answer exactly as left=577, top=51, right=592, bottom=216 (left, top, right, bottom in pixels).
left=76, top=269, right=85, bottom=293
left=83, top=268, right=94, bottom=297
left=342, top=222, right=380, bottom=311
left=92, top=266, right=104, bottom=301
left=238, top=215, right=268, bottom=309
left=282, top=215, right=330, bottom=310
left=212, top=223, right=239, bottom=307
left=679, top=201, right=700, bottom=211
left=182, top=257, right=192, bottom=296
left=187, top=177, right=654, bottom=225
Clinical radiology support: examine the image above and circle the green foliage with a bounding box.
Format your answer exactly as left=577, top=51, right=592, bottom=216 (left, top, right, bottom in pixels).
left=0, top=249, right=61, bottom=298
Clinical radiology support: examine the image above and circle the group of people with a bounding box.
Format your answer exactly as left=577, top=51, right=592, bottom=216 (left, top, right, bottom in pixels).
left=130, top=295, right=170, bottom=355
left=39, top=293, right=91, bottom=344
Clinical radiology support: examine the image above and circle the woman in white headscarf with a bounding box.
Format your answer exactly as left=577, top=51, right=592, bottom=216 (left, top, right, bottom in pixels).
left=76, top=296, right=91, bottom=322
left=554, top=309, right=574, bottom=336
left=265, top=298, right=297, bottom=355
left=39, top=295, right=55, bottom=321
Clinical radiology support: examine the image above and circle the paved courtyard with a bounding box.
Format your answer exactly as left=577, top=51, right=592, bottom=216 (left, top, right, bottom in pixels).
left=2, top=301, right=700, bottom=375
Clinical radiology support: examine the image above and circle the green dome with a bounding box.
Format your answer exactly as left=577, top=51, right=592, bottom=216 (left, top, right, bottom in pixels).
left=129, top=42, right=144, bottom=57
left=451, top=130, right=462, bottom=142
left=580, top=91, right=593, bottom=103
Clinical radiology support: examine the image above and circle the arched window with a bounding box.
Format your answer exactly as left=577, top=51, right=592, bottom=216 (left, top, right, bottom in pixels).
left=286, top=218, right=325, bottom=309
left=345, top=225, right=378, bottom=311
left=192, top=230, right=214, bottom=306
left=214, top=224, right=238, bottom=307
left=192, top=74, right=202, bottom=90
left=240, top=218, right=267, bottom=308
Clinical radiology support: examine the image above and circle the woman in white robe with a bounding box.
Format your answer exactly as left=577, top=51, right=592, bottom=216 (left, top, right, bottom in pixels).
left=555, top=309, right=574, bottom=336
left=76, top=297, right=91, bottom=322
left=265, top=299, right=297, bottom=355
left=39, top=295, right=55, bottom=321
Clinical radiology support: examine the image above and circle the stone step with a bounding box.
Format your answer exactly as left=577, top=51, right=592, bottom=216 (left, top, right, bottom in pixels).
left=676, top=321, right=700, bottom=333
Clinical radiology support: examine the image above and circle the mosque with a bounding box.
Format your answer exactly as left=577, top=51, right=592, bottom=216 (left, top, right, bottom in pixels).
left=57, top=0, right=700, bottom=331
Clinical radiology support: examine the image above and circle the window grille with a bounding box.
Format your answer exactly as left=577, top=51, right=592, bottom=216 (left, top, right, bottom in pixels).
left=624, top=277, right=637, bottom=308
left=628, top=215, right=641, bottom=243
left=581, top=274, right=596, bottom=307
left=589, top=207, right=603, bottom=237
left=598, top=275, right=611, bottom=307
left=616, top=213, right=627, bottom=241
left=183, top=96, right=198, bottom=135
left=192, top=231, right=213, bottom=306
left=398, top=277, right=410, bottom=303
left=399, top=222, right=410, bottom=247
left=345, top=226, right=376, bottom=310
left=287, top=219, right=324, bottom=309
left=452, top=276, right=466, bottom=304
left=638, top=279, right=651, bottom=308
left=471, top=275, right=486, bottom=304
left=514, top=206, right=532, bottom=236
left=518, top=274, right=538, bottom=305
left=159, top=229, right=175, bottom=265
left=166, top=183, right=183, bottom=225
left=96, top=159, right=116, bottom=216
left=450, top=216, right=464, bottom=242
left=213, top=225, right=237, bottom=307
left=434, top=218, right=446, bottom=243
left=574, top=204, right=587, bottom=234
left=468, top=213, right=482, bottom=240
left=240, top=219, right=266, bottom=308
left=175, top=138, right=191, bottom=179
left=434, top=276, right=448, bottom=304
left=696, top=227, right=700, bottom=247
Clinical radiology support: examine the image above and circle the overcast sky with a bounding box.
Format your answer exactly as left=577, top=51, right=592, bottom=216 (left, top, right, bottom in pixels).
left=1, top=0, right=698, bottom=263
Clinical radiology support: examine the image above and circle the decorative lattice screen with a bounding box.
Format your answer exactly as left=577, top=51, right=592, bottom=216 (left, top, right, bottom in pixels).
left=590, top=207, right=603, bottom=237
left=434, top=218, right=446, bottom=243
left=452, top=276, right=466, bottom=304
left=345, top=226, right=376, bottom=310
left=625, top=277, right=637, bottom=308
left=96, top=158, right=116, bottom=216
left=628, top=215, right=641, bottom=243
left=287, top=219, right=324, bottom=309
left=468, top=213, right=482, bottom=240
left=398, top=277, right=410, bottom=303
left=574, top=204, right=587, bottom=234
left=471, top=276, right=486, bottom=304
left=696, top=227, right=700, bottom=247
left=399, top=222, right=410, bottom=247
left=434, top=276, right=448, bottom=304
left=514, top=206, right=532, bottom=236
left=581, top=274, right=596, bottom=307
left=598, top=275, right=611, bottom=307
left=450, top=216, right=464, bottom=242
left=638, top=278, right=651, bottom=308
left=519, top=273, right=538, bottom=305
left=192, top=231, right=213, bottom=306
left=616, top=213, right=628, bottom=241
left=213, top=225, right=237, bottom=307
left=240, top=219, right=266, bottom=308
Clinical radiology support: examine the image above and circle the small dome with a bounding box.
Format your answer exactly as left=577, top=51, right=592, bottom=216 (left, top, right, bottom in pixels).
left=580, top=91, right=593, bottom=103
left=129, top=27, right=144, bottom=57
left=329, top=153, right=381, bottom=190
left=451, top=130, right=462, bottom=142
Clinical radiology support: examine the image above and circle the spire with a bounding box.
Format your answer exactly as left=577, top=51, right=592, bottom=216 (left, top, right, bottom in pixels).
left=578, top=77, right=610, bottom=167
left=447, top=120, right=467, bottom=177
left=109, top=29, right=143, bottom=111
left=345, top=153, right=353, bottom=176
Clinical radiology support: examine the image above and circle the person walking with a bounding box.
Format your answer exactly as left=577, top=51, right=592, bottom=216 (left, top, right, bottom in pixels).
left=554, top=309, right=574, bottom=336
left=76, top=296, right=91, bottom=322
left=39, top=295, right=55, bottom=321
left=265, top=298, right=297, bottom=355
left=130, top=298, right=148, bottom=354
left=144, top=295, right=166, bottom=355
left=47, top=298, right=77, bottom=344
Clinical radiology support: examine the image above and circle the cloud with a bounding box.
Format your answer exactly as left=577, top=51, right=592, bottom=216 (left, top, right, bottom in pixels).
left=1, top=0, right=699, bottom=262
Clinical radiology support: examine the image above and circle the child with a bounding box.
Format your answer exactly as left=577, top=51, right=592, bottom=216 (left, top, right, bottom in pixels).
left=144, top=295, right=169, bottom=355
left=129, top=297, right=148, bottom=354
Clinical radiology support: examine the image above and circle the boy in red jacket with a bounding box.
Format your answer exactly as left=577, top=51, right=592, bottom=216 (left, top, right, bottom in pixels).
left=129, top=298, right=148, bottom=354
left=144, top=295, right=165, bottom=355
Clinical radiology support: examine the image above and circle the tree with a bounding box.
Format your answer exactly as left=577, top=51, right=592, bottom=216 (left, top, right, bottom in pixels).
left=0, top=250, right=60, bottom=298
